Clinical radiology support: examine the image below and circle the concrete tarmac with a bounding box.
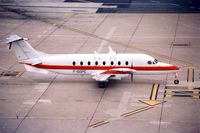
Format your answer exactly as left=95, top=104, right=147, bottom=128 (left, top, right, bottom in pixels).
left=0, top=7, right=200, bottom=133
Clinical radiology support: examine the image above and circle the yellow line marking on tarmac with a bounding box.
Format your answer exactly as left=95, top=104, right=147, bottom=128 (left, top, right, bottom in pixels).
left=16, top=72, right=23, bottom=77
left=42, top=30, right=47, bottom=34
left=165, top=88, right=200, bottom=99
left=139, top=83, right=165, bottom=106
left=0, top=71, right=21, bottom=77
left=48, top=26, right=53, bottom=30
left=121, top=106, right=153, bottom=117
left=165, top=95, right=172, bottom=98
left=64, top=13, right=68, bottom=16
left=150, top=83, right=159, bottom=100
left=165, top=78, right=200, bottom=98
left=164, top=88, right=173, bottom=97
left=75, top=3, right=80, bottom=7
left=89, top=121, right=109, bottom=128
left=37, top=35, right=42, bottom=38
left=139, top=100, right=165, bottom=106
left=192, top=88, right=200, bottom=99
left=192, top=91, right=199, bottom=99
left=88, top=84, right=164, bottom=128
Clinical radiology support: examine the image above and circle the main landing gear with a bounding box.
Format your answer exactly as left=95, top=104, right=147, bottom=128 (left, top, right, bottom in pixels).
left=98, top=82, right=108, bottom=88
left=174, top=72, right=179, bottom=85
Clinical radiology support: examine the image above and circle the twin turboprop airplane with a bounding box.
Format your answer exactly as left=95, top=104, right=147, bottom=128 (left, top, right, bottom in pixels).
left=6, top=35, right=180, bottom=88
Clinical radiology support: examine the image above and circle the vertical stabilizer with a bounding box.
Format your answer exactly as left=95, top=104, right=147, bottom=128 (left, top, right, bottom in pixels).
left=6, top=35, right=39, bottom=61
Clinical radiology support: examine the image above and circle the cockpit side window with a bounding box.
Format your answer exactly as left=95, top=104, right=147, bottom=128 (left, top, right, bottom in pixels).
left=147, top=61, right=152, bottom=64
left=147, top=59, right=158, bottom=65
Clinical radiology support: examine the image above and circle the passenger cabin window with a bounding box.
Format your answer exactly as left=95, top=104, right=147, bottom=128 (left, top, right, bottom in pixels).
left=88, top=61, right=91, bottom=66
left=111, top=61, right=114, bottom=66
left=95, top=61, right=98, bottom=66
left=125, top=61, right=128, bottom=65
left=118, top=61, right=121, bottom=66
left=80, top=61, right=83, bottom=66
left=73, top=61, right=76, bottom=66
left=103, top=61, right=106, bottom=65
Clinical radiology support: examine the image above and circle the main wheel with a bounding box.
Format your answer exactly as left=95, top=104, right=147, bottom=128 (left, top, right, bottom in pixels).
left=174, top=79, right=179, bottom=84
left=98, top=82, right=107, bottom=88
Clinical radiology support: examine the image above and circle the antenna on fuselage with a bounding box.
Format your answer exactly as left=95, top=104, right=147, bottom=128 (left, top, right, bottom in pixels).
left=108, top=46, right=116, bottom=54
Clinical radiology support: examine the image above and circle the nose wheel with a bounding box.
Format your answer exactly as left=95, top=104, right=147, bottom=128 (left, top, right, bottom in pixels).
left=174, top=72, right=179, bottom=84
left=174, top=79, right=179, bottom=84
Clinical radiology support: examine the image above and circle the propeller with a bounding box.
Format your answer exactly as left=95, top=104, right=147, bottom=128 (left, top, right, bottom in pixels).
left=131, top=62, right=133, bottom=82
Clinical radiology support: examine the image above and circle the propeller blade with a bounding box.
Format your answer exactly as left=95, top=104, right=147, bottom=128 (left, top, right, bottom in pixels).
left=131, top=73, right=133, bottom=82
left=131, top=62, right=133, bottom=82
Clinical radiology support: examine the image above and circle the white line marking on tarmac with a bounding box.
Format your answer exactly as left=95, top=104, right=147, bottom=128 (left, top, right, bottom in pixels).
left=149, top=121, right=170, bottom=125
left=97, top=27, right=116, bottom=53
left=33, top=83, right=49, bottom=92
left=23, top=101, right=36, bottom=105
left=0, top=77, right=11, bottom=80
left=42, top=30, right=47, bottom=34
left=37, top=35, right=42, bottom=38
left=38, top=99, right=52, bottom=103
left=118, top=91, right=131, bottom=112
left=104, top=91, right=131, bottom=119
left=48, top=26, right=53, bottom=30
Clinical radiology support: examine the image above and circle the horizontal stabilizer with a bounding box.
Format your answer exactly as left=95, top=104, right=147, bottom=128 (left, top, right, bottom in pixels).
left=19, top=58, right=42, bottom=66
left=24, top=65, right=49, bottom=74
left=6, top=35, right=24, bottom=44
left=6, top=35, right=40, bottom=60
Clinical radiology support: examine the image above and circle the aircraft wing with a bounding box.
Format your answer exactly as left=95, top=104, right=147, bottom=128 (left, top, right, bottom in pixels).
left=92, top=68, right=136, bottom=82
left=92, top=74, right=113, bottom=82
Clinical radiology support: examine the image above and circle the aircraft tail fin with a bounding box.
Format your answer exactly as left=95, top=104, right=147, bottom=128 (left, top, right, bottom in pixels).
left=6, top=35, right=40, bottom=61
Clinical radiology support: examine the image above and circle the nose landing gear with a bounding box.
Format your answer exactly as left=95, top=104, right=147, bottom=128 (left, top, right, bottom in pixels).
left=174, top=72, right=179, bottom=84
left=174, top=79, right=179, bottom=84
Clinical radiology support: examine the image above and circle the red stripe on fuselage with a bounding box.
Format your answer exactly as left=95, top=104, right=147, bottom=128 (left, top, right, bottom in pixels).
left=24, top=63, right=179, bottom=71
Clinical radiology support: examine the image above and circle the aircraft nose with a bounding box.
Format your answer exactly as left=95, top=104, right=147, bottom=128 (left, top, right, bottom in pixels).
left=172, top=65, right=180, bottom=70
left=159, top=62, right=180, bottom=70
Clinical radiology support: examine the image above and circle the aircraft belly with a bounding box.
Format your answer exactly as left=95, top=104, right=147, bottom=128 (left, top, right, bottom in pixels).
left=135, top=70, right=177, bottom=75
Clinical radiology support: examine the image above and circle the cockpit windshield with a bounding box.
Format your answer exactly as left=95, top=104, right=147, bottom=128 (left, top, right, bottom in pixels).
left=147, top=59, right=159, bottom=65
left=154, top=59, right=158, bottom=63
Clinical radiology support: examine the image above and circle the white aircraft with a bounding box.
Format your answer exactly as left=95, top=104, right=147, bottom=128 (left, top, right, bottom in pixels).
left=6, top=35, right=180, bottom=88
